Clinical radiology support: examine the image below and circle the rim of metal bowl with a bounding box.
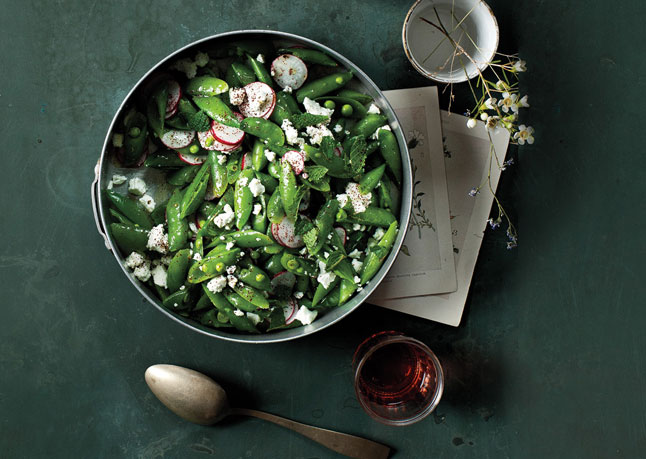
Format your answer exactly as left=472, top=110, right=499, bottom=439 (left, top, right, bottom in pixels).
left=97, top=30, right=412, bottom=344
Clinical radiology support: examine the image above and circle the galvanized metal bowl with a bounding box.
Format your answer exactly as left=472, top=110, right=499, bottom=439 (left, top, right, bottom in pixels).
left=92, top=30, right=412, bottom=343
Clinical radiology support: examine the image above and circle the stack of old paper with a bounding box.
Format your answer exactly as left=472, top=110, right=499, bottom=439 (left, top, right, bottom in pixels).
left=368, top=87, right=510, bottom=326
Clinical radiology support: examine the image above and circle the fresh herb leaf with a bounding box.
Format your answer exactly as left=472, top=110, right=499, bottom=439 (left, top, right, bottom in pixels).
left=304, top=165, right=328, bottom=182
left=344, top=136, right=367, bottom=176
left=303, top=228, right=319, bottom=253
left=188, top=110, right=211, bottom=132
left=295, top=217, right=315, bottom=236
left=320, top=136, right=337, bottom=161
left=290, top=113, right=329, bottom=129
left=325, top=251, right=345, bottom=270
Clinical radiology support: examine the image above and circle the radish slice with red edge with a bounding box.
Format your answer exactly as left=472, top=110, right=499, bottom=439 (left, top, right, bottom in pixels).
left=334, top=227, right=347, bottom=246
left=197, top=130, right=241, bottom=152
left=165, top=103, right=178, bottom=120
left=334, top=146, right=343, bottom=157
left=271, top=217, right=303, bottom=248
left=240, top=152, right=252, bottom=170
left=177, top=152, right=206, bottom=165
left=282, top=297, right=298, bottom=324
left=210, top=119, right=245, bottom=146
left=166, top=80, right=181, bottom=114
left=161, top=129, right=195, bottom=149
left=282, top=150, right=305, bottom=174
left=271, top=54, right=308, bottom=90
left=239, top=82, right=276, bottom=119
left=271, top=271, right=297, bottom=291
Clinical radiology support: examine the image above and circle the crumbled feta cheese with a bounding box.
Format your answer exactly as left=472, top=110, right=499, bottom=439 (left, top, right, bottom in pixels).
left=367, top=103, right=381, bottom=114
left=253, top=203, right=262, bottom=215
left=303, top=97, right=334, bottom=117
left=112, top=133, right=124, bottom=148
left=244, top=84, right=273, bottom=114
left=128, top=177, right=147, bottom=196
left=283, top=85, right=293, bottom=93
left=214, top=204, right=235, bottom=228
left=193, top=253, right=202, bottom=261
left=247, top=312, right=261, bottom=325
left=248, top=178, right=265, bottom=197
left=264, top=149, right=276, bottom=162
left=299, top=247, right=308, bottom=255
left=352, top=259, right=363, bottom=273
left=336, top=193, right=349, bottom=209
left=151, top=264, right=168, bottom=289
left=371, top=124, right=392, bottom=140
left=107, top=181, right=114, bottom=190
left=217, top=154, right=227, bottom=165
left=345, top=182, right=372, bottom=214
left=229, top=87, right=246, bottom=105
left=333, top=124, right=343, bottom=133
left=344, top=130, right=351, bottom=135
left=112, top=174, right=127, bottom=185
left=179, top=285, right=185, bottom=290
left=146, top=224, right=169, bottom=254
left=189, top=221, right=199, bottom=234
left=353, top=275, right=361, bottom=284
left=138, top=194, right=156, bottom=213
left=256, top=53, right=265, bottom=63
left=161, top=255, right=173, bottom=266
left=348, top=249, right=362, bottom=259
left=226, top=265, right=237, bottom=275
left=124, top=252, right=146, bottom=269
left=227, top=274, right=238, bottom=288
left=171, top=58, right=198, bottom=79
left=373, top=227, right=386, bottom=240
left=306, top=124, right=334, bottom=145
left=194, top=52, right=209, bottom=67
left=301, top=172, right=309, bottom=179
left=317, top=261, right=337, bottom=289
left=294, top=305, right=318, bottom=325
left=352, top=223, right=366, bottom=232
left=294, top=291, right=304, bottom=299
left=238, top=176, right=249, bottom=187
left=233, top=308, right=244, bottom=316
left=281, top=119, right=305, bottom=146
left=323, top=252, right=329, bottom=259
left=133, top=263, right=151, bottom=282
left=206, top=275, right=227, bottom=294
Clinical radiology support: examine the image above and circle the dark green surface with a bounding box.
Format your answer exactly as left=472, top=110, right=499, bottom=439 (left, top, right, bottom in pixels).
left=2, top=0, right=645, bottom=457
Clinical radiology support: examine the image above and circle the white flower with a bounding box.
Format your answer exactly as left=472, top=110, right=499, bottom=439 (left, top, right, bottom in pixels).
left=495, top=80, right=510, bottom=90
left=407, top=129, right=425, bottom=147
left=468, top=187, right=479, bottom=197
left=480, top=112, right=489, bottom=121
left=498, top=92, right=518, bottom=113
left=518, top=95, right=530, bottom=108
left=513, top=60, right=527, bottom=72
left=514, top=125, right=535, bottom=145
left=466, top=118, right=477, bottom=129
left=484, top=97, right=497, bottom=110
left=485, top=116, right=500, bottom=131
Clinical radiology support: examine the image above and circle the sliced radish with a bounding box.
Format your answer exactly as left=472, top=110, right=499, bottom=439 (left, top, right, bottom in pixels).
left=272, top=271, right=297, bottom=291
left=271, top=54, right=308, bottom=90
left=233, top=111, right=245, bottom=122
left=165, top=103, right=178, bottom=120
left=197, top=130, right=241, bottom=152
left=334, top=227, right=347, bottom=246
left=271, top=217, right=304, bottom=248
left=195, top=214, right=202, bottom=230
left=240, top=152, right=251, bottom=170
left=239, top=82, right=276, bottom=119
left=178, top=152, right=206, bottom=165
left=210, top=119, right=245, bottom=146
left=334, top=146, right=343, bottom=157
left=282, top=150, right=305, bottom=175
left=161, top=129, right=195, bottom=149
left=166, top=80, right=181, bottom=114
left=283, top=297, right=298, bottom=324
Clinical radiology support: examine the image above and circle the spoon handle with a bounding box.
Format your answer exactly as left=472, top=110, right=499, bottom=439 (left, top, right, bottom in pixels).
left=230, top=407, right=390, bottom=459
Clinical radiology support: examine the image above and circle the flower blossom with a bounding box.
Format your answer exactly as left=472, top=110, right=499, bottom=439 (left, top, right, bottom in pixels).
left=514, top=125, right=535, bottom=145
left=513, top=60, right=527, bottom=72
left=467, top=118, right=477, bottom=129
left=498, top=92, right=519, bottom=113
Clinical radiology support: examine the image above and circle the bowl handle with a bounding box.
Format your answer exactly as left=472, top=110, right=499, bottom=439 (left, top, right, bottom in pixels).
left=91, top=161, right=112, bottom=251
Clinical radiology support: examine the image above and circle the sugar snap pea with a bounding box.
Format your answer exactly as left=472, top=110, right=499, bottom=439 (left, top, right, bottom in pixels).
left=185, top=76, right=228, bottom=97
left=106, top=190, right=153, bottom=229
left=351, top=114, right=388, bottom=138
left=278, top=47, right=338, bottom=67
left=378, top=128, right=402, bottom=185
left=234, top=168, right=255, bottom=229
left=110, top=223, right=149, bottom=253
left=180, top=161, right=211, bottom=219
left=295, top=71, right=353, bottom=103
left=167, top=249, right=191, bottom=292
left=240, top=117, right=285, bottom=145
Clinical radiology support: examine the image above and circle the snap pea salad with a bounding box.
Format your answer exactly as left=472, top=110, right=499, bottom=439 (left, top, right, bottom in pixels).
left=106, top=40, right=402, bottom=334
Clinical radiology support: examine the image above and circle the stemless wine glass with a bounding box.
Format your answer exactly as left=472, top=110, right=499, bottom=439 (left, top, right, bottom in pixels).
left=352, top=331, right=444, bottom=426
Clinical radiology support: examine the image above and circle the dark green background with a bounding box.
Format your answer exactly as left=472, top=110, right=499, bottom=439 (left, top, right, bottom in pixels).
left=2, top=0, right=645, bottom=457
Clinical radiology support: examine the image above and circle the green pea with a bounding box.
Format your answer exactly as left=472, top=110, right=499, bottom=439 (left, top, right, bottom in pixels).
left=324, top=100, right=336, bottom=110
left=128, top=126, right=141, bottom=137
left=341, top=104, right=353, bottom=117
left=189, top=144, right=199, bottom=154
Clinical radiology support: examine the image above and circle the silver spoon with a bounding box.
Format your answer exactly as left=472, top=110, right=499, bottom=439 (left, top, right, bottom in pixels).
left=145, top=364, right=390, bottom=459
